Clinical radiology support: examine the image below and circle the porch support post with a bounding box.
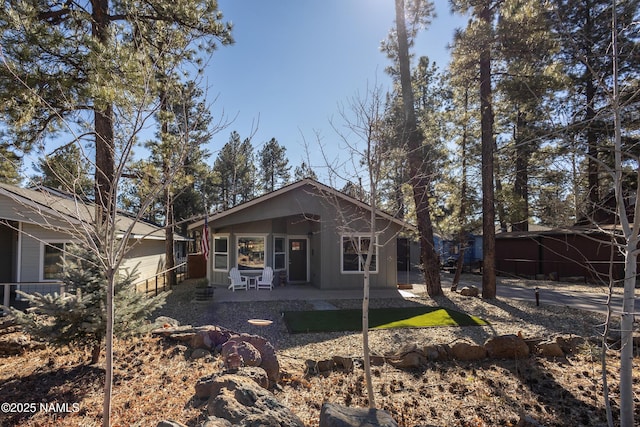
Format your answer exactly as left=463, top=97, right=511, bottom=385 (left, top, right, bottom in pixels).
left=3, top=284, right=9, bottom=308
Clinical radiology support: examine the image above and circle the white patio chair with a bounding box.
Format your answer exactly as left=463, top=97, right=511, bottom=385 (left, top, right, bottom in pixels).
left=228, top=267, right=248, bottom=291
left=256, top=267, right=274, bottom=290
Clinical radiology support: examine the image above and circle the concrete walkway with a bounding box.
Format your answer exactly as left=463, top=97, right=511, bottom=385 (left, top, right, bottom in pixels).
left=209, top=270, right=637, bottom=317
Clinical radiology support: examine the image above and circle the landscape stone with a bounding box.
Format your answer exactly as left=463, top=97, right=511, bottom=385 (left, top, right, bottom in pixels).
left=332, top=355, right=354, bottom=371
left=459, top=285, right=479, bottom=297
left=195, top=368, right=270, bottom=400
left=485, top=335, right=530, bottom=359
left=370, top=355, right=385, bottom=366
left=305, top=359, right=318, bottom=374
left=157, top=421, right=187, bottom=427
left=536, top=341, right=565, bottom=358
left=199, top=417, right=233, bottom=427
left=204, top=374, right=305, bottom=426
left=154, top=316, right=180, bottom=328
left=317, top=359, right=335, bottom=372
left=319, top=403, right=399, bottom=427
left=190, top=348, right=211, bottom=360
left=221, top=340, right=262, bottom=367
left=517, top=414, right=545, bottom=427
left=450, top=342, right=487, bottom=361
left=229, top=333, right=280, bottom=387
left=555, top=335, right=586, bottom=353
left=152, top=325, right=196, bottom=338
left=423, top=344, right=450, bottom=361
left=387, top=351, right=425, bottom=369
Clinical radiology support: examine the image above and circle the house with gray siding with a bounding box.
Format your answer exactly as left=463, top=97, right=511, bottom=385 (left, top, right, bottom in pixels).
left=0, top=183, right=182, bottom=305
left=189, top=179, right=413, bottom=290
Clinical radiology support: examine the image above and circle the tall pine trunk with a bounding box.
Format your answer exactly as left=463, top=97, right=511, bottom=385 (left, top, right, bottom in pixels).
left=479, top=3, right=496, bottom=299
left=394, top=0, right=441, bottom=296
left=452, top=88, right=470, bottom=291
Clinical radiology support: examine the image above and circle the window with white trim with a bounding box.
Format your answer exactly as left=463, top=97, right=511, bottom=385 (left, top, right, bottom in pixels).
left=237, top=236, right=266, bottom=270
left=341, top=235, right=378, bottom=273
left=213, top=236, right=229, bottom=271
left=273, top=236, right=286, bottom=270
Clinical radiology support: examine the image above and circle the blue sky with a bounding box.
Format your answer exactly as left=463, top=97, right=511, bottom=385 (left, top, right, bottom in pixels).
left=204, top=1, right=466, bottom=180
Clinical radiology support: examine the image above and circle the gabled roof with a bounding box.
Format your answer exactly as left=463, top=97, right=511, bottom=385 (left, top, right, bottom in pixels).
left=0, top=182, right=180, bottom=241
left=189, top=178, right=415, bottom=230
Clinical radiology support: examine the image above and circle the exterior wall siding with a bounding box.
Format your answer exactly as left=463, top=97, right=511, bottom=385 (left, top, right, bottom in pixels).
left=201, top=182, right=406, bottom=290
left=122, top=240, right=166, bottom=283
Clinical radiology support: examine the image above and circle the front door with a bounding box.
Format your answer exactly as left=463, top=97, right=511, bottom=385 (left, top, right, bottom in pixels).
left=288, top=238, right=308, bottom=282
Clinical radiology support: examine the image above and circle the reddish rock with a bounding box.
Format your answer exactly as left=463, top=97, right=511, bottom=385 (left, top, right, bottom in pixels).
left=484, top=335, right=530, bottom=359
left=229, top=333, right=280, bottom=387
left=450, top=342, right=487, bottom=361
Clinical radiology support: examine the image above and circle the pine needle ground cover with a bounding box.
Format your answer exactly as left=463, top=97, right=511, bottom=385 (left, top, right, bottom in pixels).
left=282, top=306, right=488, bottom=334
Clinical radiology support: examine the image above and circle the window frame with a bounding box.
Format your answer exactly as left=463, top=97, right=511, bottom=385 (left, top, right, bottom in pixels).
left=40, top=240, right=71, bottom=281
left=235, top=234, right=268, bottom=272
left=212, top=234, right=230, bottom=272
left=273, top=235, right=287, bottom=271
left=340, top=234, right=379, bottom=274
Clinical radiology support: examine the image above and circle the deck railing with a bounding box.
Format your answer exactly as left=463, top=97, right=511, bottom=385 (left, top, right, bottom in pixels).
left=133, top=260, right=188, bottom=296
left=2, top=258, right=188, bottom=313
left=1, top=281, right=65, bottom=311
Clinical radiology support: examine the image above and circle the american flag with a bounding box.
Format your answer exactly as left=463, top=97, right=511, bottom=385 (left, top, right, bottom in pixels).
left=201, top=216, right=210, bottom=260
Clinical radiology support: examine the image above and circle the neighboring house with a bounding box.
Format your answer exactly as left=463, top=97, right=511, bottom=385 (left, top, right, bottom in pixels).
left=495, top=224, right=623, bottom=282
left=189, top=179, right=413, bottom=290
left=0, top=182, right=184, bottom=306
left=437, top=232, right=483, bottom=270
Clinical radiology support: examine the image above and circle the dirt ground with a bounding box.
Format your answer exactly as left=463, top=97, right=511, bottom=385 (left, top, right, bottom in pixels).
left=0, top=276, right=638, bottom=426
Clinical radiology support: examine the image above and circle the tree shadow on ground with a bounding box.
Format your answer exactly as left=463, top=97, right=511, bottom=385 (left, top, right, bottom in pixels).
left=0, top=363, right=103, bottom=426
left=487, top=357, right=610, bottom=426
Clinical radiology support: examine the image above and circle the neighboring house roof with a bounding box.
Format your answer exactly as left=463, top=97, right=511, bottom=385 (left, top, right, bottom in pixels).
left=0, top=182, right=183, bottom=241
left=189, top=178, right=415, bottom=230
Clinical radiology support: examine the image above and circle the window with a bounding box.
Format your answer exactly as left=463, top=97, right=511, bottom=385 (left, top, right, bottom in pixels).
left=341, top=235, right=378, bottom=274
left=42, top=242, right=66, bottom=280
left=213, top=236, right=229, bottom=271
left=237, top=236, right=266, bottom=270
left=273, top=236, right=286, bottom=270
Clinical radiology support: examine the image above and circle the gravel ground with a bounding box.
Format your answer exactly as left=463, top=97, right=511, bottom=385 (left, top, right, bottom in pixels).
left=156, top=274, right=610, bottom=362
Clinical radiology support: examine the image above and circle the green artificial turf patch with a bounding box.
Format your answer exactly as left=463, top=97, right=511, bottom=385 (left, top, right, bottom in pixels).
left=282, top=306, right=488, bottom=334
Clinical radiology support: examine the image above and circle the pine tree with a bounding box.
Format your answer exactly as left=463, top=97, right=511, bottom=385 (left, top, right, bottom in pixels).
left=258, top=138, right=291, bottom=193
left=384, top=0, right=443, bottom=297
left=30, top=143, right=94, bottom=197
left=8, top=244, right=167, bottom=364
left=0, top=144, right=21, bottom=185
left=212, top=132, right=256, bottom=209
left=293, top=161, right=318, bottom=181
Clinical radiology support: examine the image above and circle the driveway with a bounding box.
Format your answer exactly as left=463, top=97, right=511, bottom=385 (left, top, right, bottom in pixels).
left=210, top=270, right=637, bottom=317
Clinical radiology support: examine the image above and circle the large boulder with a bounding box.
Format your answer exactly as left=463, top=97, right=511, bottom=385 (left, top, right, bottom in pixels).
left=202, top=374, right=304, bottom=427
left=156, top=421, right=187, bottom=427
left=229, top=333, right=280, bottom=387
left=221, top=340, right=262, bottom=368
left=484, top=335, right=530, bottom=359
left=195, top=368, right=269, bottom=399
left=199, top=417, right=233, bottom=427
left=319, top=403, right=398, bottom=427
left=191, top=328, right=232, bottom=351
